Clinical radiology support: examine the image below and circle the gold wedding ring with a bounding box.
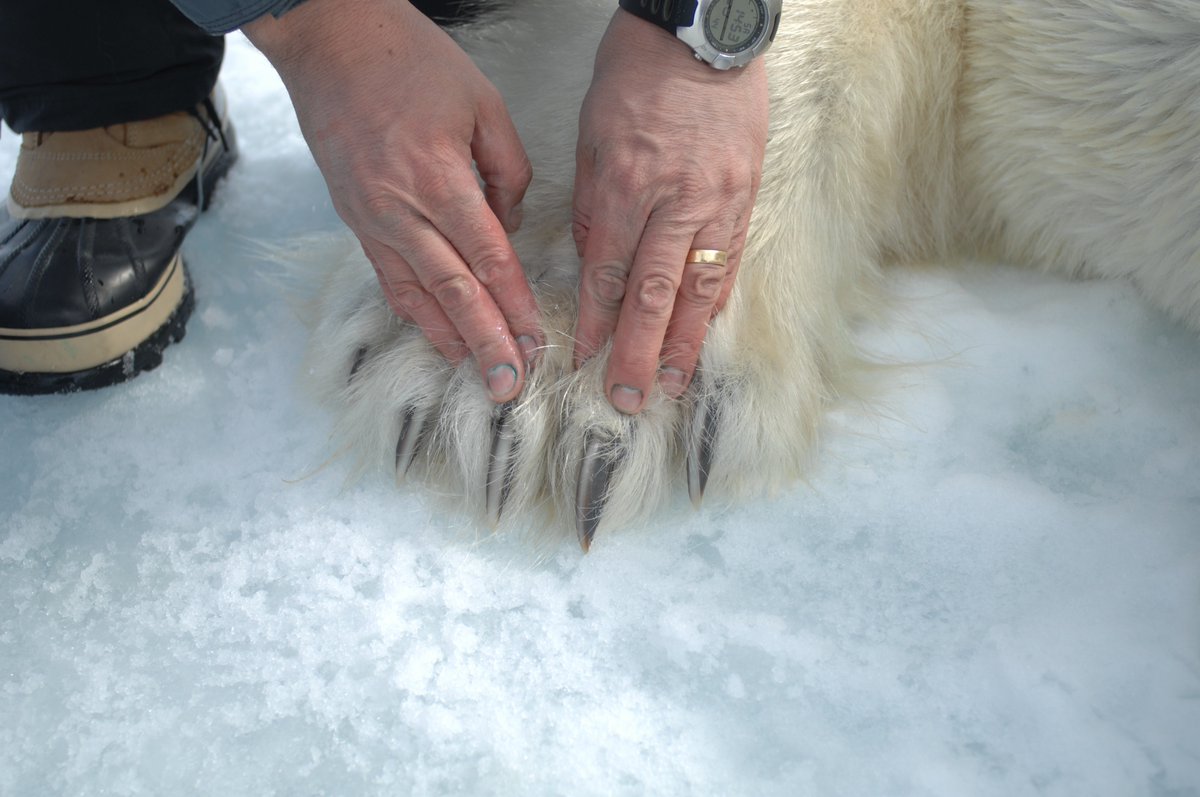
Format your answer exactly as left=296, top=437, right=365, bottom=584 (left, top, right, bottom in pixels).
left=685, top=248, right=729, bottom=267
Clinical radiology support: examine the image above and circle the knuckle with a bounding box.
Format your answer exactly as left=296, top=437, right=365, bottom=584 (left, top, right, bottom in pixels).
left=412, top=143, right=468, bottom=199
left=631, top=272, right=679, bottom=316
left=674, top=174, right=711, bottom=205
left=360, top=190, right=409, bottom=224
left=388, top=280, right=433, bottom=313
left=613, top=169, right=644, bottom=196
left=430, top=273, right=481, bottom=313
left=469, top=249, right=516, bottom=287
left=571, top=219, right=589, bottom=253
left=714, top=167, right=752, bottom=198
left=426, top=329, right=468, bottom=362
left=411, top=165, right=458, bottom=205
left=586, top=261, right=629, bottom=309
left=661, top=335, right=703, bottom=366
left=509, top=154, right=534, bottom=189
left=680, top=262, right=726, bottom=305
left=473, top=338, right=514, bottom=367
left=665, top=170, right=750, bottom=215
left=483, top=153, right=531, bottom=193
left=732, top=172, right=754, bottom=197
left=437, top=340, right=470, bottom=363
left=425, top=137, right=464, bottom=168
left=600, top=158, right=650, bottom=196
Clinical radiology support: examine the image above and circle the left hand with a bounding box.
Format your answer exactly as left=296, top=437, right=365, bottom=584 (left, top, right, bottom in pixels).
left=244, top=0, right=541, bottom=405
left=572, top=9, right=769, bottom=414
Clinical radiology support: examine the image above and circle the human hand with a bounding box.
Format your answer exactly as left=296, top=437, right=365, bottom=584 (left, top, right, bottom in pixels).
left=243, top=0, right=540, bottom=403
left=572, top=9, right=769, bottom=414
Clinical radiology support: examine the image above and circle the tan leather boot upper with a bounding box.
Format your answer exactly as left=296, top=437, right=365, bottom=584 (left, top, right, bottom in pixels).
left=7, top=111, right=208, bottom=220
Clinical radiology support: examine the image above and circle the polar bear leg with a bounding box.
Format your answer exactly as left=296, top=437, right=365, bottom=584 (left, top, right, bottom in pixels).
left=957, top=0, right=1200, bottom=330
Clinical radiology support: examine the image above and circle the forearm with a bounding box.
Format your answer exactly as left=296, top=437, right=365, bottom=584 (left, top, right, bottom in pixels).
left=241, top=0, right=361, bottom=69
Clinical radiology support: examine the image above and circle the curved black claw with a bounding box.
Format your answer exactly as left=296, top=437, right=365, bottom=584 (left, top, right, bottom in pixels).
left=395, top=405, right=430, bottom=482
left=575, top=431, right=622, bottom=552
left=686, top=378, right=722, bottom=509
left=485, top=401, right=519, bottom=527
left=348, top=346, right=369, bottom=383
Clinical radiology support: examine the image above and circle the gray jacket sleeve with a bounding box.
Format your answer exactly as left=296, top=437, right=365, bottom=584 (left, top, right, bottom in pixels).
left=168, top=0, right=310, bottom=34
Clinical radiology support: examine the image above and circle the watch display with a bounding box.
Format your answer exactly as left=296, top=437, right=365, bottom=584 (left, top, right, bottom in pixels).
left=702, top=0, right=766, bottom=54
left=617, top=0, right=782, bottom=69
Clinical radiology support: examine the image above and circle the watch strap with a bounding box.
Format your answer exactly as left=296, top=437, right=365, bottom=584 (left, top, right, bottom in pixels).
left=617, top=0, right=699, bottom=33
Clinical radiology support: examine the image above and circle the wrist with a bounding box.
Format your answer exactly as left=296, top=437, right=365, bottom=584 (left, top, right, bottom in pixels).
left=610, top=6, right=687, bottom=55
left=243, top=0, right=385, bottom=72
left=241, top=3, right=312, bottom=68
left=615, top=0, right=781, bottom=71
left=605, top=9, right=762, bottom=84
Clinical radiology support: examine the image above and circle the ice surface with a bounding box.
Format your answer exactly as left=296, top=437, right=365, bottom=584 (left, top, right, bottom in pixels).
left=2, top=34, right=1198, bottom=797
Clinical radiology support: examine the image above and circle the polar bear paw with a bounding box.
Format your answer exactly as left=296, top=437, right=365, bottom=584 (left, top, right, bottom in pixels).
left=304, top=253, right=819, bottom=550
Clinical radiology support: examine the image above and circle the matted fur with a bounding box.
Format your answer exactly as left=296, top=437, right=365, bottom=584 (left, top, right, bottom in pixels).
left=300, top=0, right=1199, bottom=542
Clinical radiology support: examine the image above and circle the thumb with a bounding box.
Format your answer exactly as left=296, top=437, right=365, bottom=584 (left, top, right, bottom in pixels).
left=473, top=93, right=532, bottom=233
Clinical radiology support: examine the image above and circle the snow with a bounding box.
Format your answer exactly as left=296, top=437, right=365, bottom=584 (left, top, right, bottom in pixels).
left=2, top=34, right=1199, bottom=796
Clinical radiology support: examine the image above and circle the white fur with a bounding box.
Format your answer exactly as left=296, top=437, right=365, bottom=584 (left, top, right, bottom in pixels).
left=301, top=0, right=1200, bottom=541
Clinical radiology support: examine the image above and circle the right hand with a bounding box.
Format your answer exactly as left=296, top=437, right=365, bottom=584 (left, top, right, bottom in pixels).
left=243, top=0, right=541, bottom=402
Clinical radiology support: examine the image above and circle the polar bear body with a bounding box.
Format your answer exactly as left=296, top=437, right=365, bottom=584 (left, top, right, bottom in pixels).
left=305, top=0, right=1200, bottom=545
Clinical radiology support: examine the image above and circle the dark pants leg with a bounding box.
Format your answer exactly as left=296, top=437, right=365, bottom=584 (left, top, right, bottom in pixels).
left=0, top=0, right=499, bottom=134
left=0, top=0, right=223, bottom=133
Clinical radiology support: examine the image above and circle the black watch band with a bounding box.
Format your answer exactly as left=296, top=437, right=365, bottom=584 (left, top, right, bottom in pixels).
left=617, top=0, right=699, bottom=33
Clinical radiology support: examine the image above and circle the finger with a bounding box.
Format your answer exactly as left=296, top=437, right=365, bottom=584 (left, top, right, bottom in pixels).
left=713, top=206, right=753, bottom=316
left=361, top=238, right=468, bottom=362
left=710, top=219, right=748, bottom=319
left=571, top=147, right=596, bottom=258
left=572, top=192, right=646, bottom=370
left=473, top=89, right=533, bottom=234
left=391, top=216, right=529, bottom=402
left=367, top=157, right=543, bottom=373
left=604, top=216, right=698, bottom=415
left=425, top=175, right=544, bottom=369
left=658, top=223, right=735, bottom=398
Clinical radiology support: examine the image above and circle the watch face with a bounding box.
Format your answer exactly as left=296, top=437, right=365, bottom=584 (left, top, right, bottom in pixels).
left=702, top=0, right=767, bottom=55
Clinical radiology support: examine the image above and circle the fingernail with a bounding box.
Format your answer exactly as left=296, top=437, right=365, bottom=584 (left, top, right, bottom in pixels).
left=506, top=203, right=524, bottom=232
left=659, top=367, right=688, bottom=398
left=610, top=384, right=643, bottom=414
left=487, top=363, right=518, bottom=400
left=517, top=335, right=539, bottom=367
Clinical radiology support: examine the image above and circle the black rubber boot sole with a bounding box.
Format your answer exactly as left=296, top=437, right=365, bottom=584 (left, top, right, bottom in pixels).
left=0, top=273, right=195, bottom=395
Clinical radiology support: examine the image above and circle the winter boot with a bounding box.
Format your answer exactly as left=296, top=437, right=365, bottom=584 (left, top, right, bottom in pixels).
left=0, top=90, right=237, bottom=394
